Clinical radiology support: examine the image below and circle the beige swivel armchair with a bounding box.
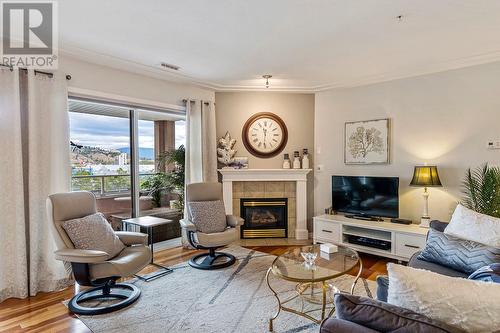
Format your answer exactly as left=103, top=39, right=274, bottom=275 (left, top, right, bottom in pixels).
left=47, top=191, right=151, bottom=315
left=180, top=182, right=244, bottom=270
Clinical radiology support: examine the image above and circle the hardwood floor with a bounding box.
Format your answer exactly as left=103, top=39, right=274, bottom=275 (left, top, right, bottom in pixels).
left=0, top=245, right=392, bottom=333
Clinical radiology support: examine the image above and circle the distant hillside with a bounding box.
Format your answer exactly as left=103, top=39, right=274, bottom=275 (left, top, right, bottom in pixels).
left=118, top=147, right=154, bottom=160
left=71, top=145, right=120, bottom=165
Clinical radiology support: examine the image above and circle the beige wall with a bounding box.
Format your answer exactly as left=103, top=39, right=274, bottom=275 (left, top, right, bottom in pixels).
left=59, top=56, right=215, bottom=106
left=315, top=61, right=500, bottom=223
left=215, top=92, right=314, bottom=167
left=215, top=92, right=315, bottom=230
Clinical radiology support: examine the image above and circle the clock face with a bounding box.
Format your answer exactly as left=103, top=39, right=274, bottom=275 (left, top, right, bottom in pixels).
left=242, top=113, right=288, bottom=158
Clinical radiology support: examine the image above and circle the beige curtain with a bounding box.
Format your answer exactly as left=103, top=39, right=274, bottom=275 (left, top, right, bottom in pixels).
left=25, top=70, right=73, bottom=295
left=0, top=69, right=72, bottom=302
left=0, top=68, right=28, bottom=302
left=182, top=99, right=217, bottom=247
left=185, top=99, right=217, bottom=184
left=201, top=101, right=218, bottom=182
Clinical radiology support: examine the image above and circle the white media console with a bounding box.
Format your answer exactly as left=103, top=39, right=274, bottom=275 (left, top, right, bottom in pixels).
left=313, top=214, right=429, bottom=261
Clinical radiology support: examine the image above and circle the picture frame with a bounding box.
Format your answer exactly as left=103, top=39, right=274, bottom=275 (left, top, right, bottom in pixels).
left=231, top=156, right=249, bottom=169
left=344, top=118, right=390, bottom=165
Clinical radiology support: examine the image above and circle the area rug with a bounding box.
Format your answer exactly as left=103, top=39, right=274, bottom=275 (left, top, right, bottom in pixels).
left=74, top=246, right=376, bottom=333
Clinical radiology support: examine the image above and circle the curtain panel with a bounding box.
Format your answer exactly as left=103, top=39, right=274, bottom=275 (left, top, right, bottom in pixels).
left=185, top=100, right=217, bottom=185
left=0, top=69, right=73, bottom=303
left=182, top=99, right=217, bottom=247
left=0, top=68, right=28, bottom=302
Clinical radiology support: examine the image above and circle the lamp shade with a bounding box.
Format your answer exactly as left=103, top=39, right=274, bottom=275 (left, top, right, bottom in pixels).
left=410, top=166, right=442, bottom=187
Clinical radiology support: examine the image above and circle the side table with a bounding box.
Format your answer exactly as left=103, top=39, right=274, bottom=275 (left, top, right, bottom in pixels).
left=122, top=216, right=174, bottom=281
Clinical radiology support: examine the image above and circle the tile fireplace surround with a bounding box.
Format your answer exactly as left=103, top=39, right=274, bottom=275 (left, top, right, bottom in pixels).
left=218, top=169, right=311, bottom=240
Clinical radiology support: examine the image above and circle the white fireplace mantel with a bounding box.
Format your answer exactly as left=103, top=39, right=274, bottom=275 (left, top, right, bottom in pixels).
left=218, top=168, right=312, bottom=240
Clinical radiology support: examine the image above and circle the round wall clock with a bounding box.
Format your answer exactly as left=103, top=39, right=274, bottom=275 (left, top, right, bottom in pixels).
left=242, top=112, right=288, bottom=158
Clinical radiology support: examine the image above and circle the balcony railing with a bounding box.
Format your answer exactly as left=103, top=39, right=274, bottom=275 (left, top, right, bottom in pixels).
left=71, top=173, right=155, bottom=196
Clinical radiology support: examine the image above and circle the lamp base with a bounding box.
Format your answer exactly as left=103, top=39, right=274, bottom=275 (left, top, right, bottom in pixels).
left=420, top=217, right=431, bottom=228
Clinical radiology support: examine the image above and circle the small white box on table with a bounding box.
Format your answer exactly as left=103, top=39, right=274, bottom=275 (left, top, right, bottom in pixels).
left=320, top=243, right=338, bottom=253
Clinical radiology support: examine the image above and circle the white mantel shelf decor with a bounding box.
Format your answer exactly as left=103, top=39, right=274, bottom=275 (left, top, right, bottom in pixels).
left=218, top=168, right=312, bottom=240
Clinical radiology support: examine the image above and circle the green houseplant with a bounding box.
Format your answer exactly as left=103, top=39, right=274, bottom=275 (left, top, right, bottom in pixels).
left=140, top=172, right=170, bottom=207
left=157, top=145, right=185, bottom=210
left=140, top=145, right=185, bottom=209
left=461, top=163, right=500, bottom=218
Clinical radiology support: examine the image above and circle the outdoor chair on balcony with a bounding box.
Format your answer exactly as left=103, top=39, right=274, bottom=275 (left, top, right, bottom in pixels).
left=46, top=191, right=151, bottom=315
left=180, top=182, right=244, bottom=270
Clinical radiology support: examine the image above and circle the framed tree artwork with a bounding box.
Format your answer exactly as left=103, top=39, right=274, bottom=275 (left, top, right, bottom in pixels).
left=344, top=118, right=390, bottom=164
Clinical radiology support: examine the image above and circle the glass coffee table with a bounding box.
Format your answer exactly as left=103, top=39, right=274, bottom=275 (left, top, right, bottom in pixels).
left=265, top=244, right=362, bottom=331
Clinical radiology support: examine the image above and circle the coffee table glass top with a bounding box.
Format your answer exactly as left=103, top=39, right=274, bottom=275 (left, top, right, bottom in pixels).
left=271, top=245, right=359, bottom=282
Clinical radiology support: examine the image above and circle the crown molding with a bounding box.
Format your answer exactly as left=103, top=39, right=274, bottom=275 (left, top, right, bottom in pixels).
left=59, top=44, right=220, bottom=90
left=311, top=49, right=500, bottom=91
left=59, top=44, right=500, bottom=93
left=60, top=44, right=319, bottom=93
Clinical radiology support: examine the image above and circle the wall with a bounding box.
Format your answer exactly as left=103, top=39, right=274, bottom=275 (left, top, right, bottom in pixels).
left=215, top=92, right=315, bottom=229
left=315, top=61, right=500, bottom=223
left=59, top=56, right=214, bottom=106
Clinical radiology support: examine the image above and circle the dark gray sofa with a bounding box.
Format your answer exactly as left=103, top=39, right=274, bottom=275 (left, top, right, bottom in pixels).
left=322, top=294, right=465, bottom=333
left=320, top=220, right=468, bottom=333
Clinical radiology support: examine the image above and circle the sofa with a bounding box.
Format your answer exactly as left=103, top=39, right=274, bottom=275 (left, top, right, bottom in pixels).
left=374, top=220, right=467, bottom=303
left=320, top=220, right=495, bottom=333
left=407, top=220, right=468, bottom=278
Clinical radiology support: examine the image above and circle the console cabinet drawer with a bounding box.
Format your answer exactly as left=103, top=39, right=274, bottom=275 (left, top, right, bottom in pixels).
left=395, top=233, right=426, bottom=259
left=314, top=220, right=341, bottom=243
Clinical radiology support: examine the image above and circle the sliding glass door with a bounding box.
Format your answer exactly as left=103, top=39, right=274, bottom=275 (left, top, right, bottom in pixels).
left=69, top=99, right=133, bottom=230
left=68, top=98, right=185, bottom=243
left=136, top=110, right=183, bottom=243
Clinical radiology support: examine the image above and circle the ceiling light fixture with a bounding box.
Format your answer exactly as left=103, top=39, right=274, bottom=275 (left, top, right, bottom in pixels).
left=262, top=74, right=272, bottom=88
left=160, top=62, right=180, bottom=71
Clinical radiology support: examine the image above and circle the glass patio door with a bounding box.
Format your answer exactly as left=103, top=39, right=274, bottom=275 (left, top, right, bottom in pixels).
left=135, top=109, right=184, bottom=244
left=69, top=98, right=185, bottom=243
left=69, top=99, right=133, bottom=230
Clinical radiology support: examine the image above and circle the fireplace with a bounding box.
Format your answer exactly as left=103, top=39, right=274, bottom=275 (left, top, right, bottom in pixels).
left=240, top=198, right=288, bottom=238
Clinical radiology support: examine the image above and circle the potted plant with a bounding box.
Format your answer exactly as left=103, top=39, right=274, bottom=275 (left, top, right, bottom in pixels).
left=462, top=163, right=500, bottom=218
left=157, top=145, right=185, bottom=211
left=140, top=172, right=170, bottom=208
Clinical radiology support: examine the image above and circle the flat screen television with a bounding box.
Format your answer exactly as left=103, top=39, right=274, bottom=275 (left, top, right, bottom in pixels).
left=331, top=175, right=399, bottom=219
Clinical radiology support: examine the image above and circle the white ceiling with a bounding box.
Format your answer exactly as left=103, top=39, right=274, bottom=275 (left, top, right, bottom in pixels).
left=59, top=0, right=500, bottom=92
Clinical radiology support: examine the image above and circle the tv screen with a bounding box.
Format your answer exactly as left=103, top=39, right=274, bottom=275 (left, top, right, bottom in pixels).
left=332, top=175, right=399, bottom=218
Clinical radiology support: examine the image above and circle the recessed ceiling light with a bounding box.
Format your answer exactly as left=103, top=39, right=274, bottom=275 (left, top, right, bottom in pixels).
left=160, top=62, right=180, bottom=71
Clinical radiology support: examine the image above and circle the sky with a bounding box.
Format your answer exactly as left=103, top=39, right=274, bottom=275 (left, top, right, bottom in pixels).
left=69, top=112, right=186, bottom=150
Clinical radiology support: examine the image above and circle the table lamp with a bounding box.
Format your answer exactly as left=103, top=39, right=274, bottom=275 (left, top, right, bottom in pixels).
left=410, top=165, right=442, bottom=228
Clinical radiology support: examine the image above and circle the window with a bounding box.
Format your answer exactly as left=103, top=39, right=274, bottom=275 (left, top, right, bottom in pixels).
left=175, top=120, right=186, bottom=148
left=69, top=98, right=185, bottom=234
left=70, top=103, right=132, bottom=196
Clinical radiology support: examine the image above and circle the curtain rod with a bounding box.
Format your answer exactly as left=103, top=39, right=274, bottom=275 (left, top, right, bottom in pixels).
left=182, top=99, right=210, bottom=105
left=0, top=63, right=72, bottom=80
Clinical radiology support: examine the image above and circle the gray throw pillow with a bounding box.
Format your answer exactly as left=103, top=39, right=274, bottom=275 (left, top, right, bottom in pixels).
left=417, top=228, right=500, bottom=274
left=62, top=212, right=125, bottom=260
left=188, top=200, right=227, bottom=233
left=334, top=293, right=465, bottom=333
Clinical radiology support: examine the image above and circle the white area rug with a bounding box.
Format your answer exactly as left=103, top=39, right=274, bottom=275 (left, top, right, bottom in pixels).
left=75, top=246, right=376, bottom=333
